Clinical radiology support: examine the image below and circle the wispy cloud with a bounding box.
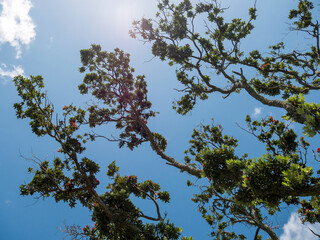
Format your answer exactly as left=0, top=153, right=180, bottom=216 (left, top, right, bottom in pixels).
left=252, top=107, right=262, bottom=117
left=0, top=0, right=36, bottom=58
left=48, top=36, right=53, bottom=48
left=0, top=64, right=24, bottom=84
left=280, top=213, right=320, bottom=240
left=5, top=199, right=12, bottom=206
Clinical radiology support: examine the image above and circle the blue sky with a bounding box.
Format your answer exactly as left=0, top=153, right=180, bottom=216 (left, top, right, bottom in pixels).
left=0, top=0, right=319, bottom=239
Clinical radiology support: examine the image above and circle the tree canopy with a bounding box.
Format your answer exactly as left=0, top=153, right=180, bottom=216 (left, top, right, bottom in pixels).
left=13, top=0, right=320, bottom=239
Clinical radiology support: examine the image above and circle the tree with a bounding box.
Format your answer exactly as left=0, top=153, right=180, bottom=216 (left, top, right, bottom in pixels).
left=13, top=0, right=320, bottom=239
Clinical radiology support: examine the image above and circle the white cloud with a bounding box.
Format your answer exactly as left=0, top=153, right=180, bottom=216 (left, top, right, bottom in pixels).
left=5, top=199, right=12, bottom=206
left=280, top=213, right=320, bottom=240
left=252, top=107, right=262, bottom=117
left=0, top=0, right=36, bottom=58
left=47, top=36, right=54, bottom=49
left=0, top=64, right=24, bottom=84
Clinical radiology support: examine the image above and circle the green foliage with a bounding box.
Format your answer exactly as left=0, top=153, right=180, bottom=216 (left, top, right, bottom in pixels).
left=132, top=0, right=320, bottom=122
left=107, top=160, right=119, bottom=177
left=289, top=0, right=314, bottom=29
left=284, top=94, right=320, bottom=136
left=13, top=65, right=181, bottom=240
left=79, top=45, right=157, bottom=150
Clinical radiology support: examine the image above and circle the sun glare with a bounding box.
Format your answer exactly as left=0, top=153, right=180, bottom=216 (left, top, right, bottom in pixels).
left=114, top=2, right=140, bottom=33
